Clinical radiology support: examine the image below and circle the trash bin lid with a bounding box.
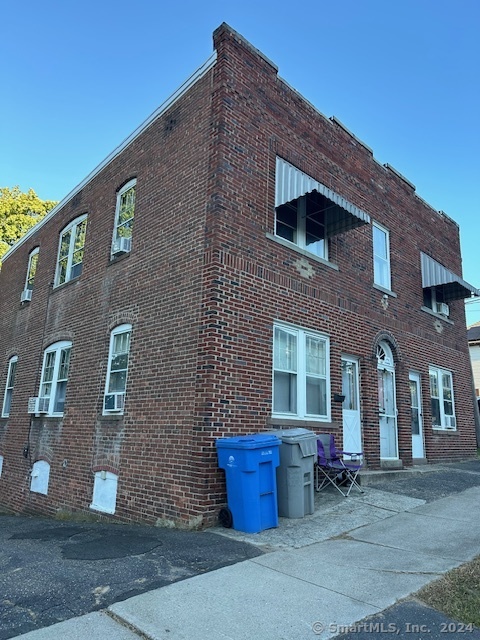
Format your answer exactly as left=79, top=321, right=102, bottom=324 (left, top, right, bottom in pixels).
left=216, top=434, right=281, bottom=449
left=269, top=428, right=316, bottom=442
left=268, top=428, right=317, bottom=457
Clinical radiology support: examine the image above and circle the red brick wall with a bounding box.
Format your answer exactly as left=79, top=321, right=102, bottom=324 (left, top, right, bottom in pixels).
left=0, top=66, right=214, bottom=526
left=193, top=24, right=476, bottom=522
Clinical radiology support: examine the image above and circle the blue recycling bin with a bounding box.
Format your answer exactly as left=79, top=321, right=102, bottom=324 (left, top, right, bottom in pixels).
left=216, top=434, right=281, bottom=533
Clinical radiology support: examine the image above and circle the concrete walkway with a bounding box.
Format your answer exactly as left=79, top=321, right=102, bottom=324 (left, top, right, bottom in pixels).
left=11, top=466, right=480, bottom=639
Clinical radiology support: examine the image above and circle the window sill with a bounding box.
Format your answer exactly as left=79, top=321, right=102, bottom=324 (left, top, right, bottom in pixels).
left=373, top=284, right=397, bottom=298
left=421, top=306, right=454, bottom=324
left=268, top=416, right=334, bottom=429
left=52, top=276, right=81, bottom=292
left=265, top=233, right=339, bottom=271
left=89, top=503, right=115, bottom=515
left=432, top=427, right=457, bottom=434
left=109, top=251, right=131, bottom=265
left=98, top=414, right=124, bottom=422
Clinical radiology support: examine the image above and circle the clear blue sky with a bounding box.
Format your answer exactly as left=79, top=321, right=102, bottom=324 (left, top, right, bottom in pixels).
left=1, top=0, right=479, bottom=324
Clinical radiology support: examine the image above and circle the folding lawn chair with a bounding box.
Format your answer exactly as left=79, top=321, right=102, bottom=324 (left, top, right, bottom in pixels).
left=315, top=433, right=364, bottom=497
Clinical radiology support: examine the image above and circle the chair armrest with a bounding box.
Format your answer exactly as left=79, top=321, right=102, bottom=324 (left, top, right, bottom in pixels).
left=339, top=450, right=363, bottom=459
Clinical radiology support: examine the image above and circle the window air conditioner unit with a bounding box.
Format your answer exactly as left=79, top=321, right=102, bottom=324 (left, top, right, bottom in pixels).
left=104, top=392, right=125, bottom=412
left=112, top=237, right=131, bottom=256
left=27, top=397, right=49, bottom=414
left=20, top=289, right=32, bottom=303
left=444, top=415, right=456, bottom=429
left=435, top=302, right=450, bottom=317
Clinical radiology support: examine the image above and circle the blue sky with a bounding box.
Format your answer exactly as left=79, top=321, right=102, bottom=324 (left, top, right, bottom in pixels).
left=1, top=0, right=479, bottom=324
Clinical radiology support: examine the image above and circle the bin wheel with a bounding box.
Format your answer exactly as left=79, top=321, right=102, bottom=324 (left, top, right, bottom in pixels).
left=219, top=507, right=233, bottom=528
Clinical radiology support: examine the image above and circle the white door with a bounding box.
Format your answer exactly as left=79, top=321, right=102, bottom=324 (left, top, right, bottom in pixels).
left=409, top=372, right=425, bottom=459
left=342, top=357, right=361, bottom=454
left=377, top=342, right=398, bottom=459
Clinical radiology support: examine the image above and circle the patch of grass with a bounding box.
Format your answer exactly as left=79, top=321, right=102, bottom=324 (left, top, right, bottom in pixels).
left=416, top=555, right=480, bottom=627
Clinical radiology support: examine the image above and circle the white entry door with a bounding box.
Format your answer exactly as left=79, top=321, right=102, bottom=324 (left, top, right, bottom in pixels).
left=342, top=357, right=361, bottom=454
left=377, top=342, right=398, bottom=459
left=409, top=372, right=425, bottom=459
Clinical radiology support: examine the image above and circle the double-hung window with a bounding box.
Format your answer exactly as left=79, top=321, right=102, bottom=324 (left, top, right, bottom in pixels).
left=373, top=222, right=391, bottom=290
left=26, top=249, right=39, bottom=290
left=112, top=180, right=136, bottom=256
left=39, top=342, right=72, bottom=416
left=103, top=324, right=132, bottom=414
left=55, top=215, right=87, bottom=286
left=2, top=356, right=18, bottom=417
left=429, top=366, right=456, bottom=430
left=420, top=252, right=478, bottom=319
left=423, top=287, right=450, bottom=317
left=274, top=158, right=371, bottom=262
left=275, top=191, right=327, bottom=259
left=21, top=248, right=39, bottom=302
left=273, top=323, right=330, bottom=420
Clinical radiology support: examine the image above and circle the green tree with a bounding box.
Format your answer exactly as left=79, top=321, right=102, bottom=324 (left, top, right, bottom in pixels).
left=0, top=186, right=58, bottom=259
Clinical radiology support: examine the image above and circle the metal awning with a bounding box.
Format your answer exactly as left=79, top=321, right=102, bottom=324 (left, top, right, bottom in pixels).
left=421, top=252, right=479, bottom=301
left=275, top=157, right=370, bottom=236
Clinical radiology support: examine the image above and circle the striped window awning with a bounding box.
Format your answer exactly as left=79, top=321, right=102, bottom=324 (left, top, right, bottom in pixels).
left=421, top=252, right=479, bottom=301
left=275, top=157, right=370, bottom=235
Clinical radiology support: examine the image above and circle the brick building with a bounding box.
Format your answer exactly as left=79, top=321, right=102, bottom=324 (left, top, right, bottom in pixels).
left=1, top=24, right=478, bottom=528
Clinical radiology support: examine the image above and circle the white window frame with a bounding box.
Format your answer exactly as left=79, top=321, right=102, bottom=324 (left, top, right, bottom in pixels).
left=429, top=366, right=456, bottom=430
left=272, top=322, right=330, bottom=421
left=373, top=222, right=391, bottom=291
left=55, top=215, right=87, bottom=286
left=422, top=287, right=450, bottom=317
left=103, top=324, right=132, bottom=415
left=24, top=248, right=39, bottom=292
left=39, top=341, right=72, bottom=417
left=112, top=179, right=136, bottom=254
left=275, top=193, right=328, bottom=260
left=2, top=356, right=18, bottom=417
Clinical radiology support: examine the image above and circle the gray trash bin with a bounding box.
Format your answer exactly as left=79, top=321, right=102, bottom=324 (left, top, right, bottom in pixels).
left=269, top=428, right=317, bottom=518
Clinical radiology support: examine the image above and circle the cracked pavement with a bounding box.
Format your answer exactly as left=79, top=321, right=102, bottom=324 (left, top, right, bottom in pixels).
left=0, top=517, right=261, bottom=639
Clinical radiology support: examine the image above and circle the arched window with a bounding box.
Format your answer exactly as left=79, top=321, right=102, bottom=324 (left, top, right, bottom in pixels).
left=2, top=356, right=18, bottom=417
left=39, top=341, right=72, bottom=416
left=103, top=324, right=132, bottom=414
left=111, top=179, right=136, bottom=257
left=21, top=248, right=39, bottom=302
left=55, top=215, right=87, bottom=286
left=376, top=341, right=394, bottom=368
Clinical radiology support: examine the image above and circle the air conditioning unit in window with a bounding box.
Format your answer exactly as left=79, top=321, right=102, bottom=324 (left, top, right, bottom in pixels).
left=435, top=302, right=450, bottom=317
left=27, top=397, right=49, bottom=414
left=444, top=415, right=456, bottom=430
left=104, top=392, right=125, bottom=413
left=112, top=237, right=131, bottom=257
left=20, top=289, right=32, bottom=303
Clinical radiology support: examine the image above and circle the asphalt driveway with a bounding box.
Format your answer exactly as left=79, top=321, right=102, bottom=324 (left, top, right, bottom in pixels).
left=0, top=515, right=262, bottom=639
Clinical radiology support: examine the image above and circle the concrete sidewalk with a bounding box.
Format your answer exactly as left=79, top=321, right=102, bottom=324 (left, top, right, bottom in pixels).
left=12, top=468, right=480, bottom=639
